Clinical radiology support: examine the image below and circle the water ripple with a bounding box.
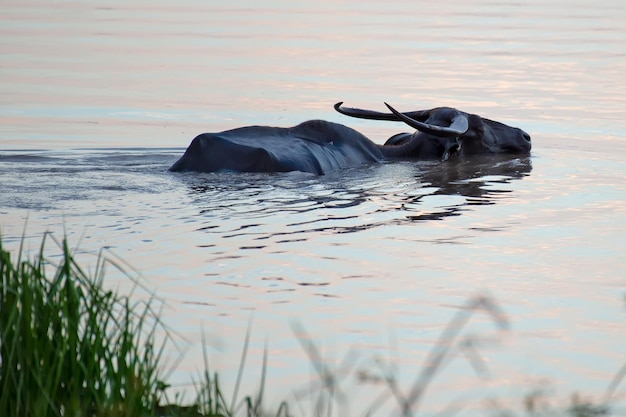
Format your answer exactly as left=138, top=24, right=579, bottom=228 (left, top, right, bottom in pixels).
left=177, top=155, right=532, bottom=241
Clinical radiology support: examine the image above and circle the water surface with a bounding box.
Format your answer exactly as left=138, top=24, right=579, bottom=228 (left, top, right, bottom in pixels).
left=2, top=0, right=626, bottom=415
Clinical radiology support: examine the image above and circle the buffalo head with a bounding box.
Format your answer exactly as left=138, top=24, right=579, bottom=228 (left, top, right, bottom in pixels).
left=334, top=102, right=531, bottom=160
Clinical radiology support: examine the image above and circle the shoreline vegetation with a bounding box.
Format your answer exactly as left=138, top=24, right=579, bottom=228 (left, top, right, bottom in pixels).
left=0, top=233, right=621, bottom=416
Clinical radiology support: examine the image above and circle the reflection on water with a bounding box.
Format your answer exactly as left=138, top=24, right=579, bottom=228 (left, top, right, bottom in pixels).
left=177, top=155, right=532, bottom=237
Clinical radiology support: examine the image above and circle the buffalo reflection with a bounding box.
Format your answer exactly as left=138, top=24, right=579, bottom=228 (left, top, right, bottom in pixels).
left=402, top=154, right=532, bottom=221
left=175, top=155, right=532, bottom=235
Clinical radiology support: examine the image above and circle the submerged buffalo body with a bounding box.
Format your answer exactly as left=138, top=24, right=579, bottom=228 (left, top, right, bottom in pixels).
left=169, top=103, right=531, bottom=175
left=169, top=120, right=383, bottom=175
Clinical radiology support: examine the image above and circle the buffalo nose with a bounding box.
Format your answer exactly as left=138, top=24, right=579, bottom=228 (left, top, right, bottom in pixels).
left=522, top=131, right=531, bottom=142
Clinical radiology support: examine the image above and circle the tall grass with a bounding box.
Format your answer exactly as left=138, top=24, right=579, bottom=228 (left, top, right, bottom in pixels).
left=0, top=233, right=168, bottom=417
left=289, top=296, right=510, bottom=417
left=0, top=233, right=280, bottom=417
left=189, top=328, right=289, bottom=417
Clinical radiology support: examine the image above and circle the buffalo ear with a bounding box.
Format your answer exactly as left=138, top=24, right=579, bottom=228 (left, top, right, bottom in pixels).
left=384, top=132, right=412, bottom=146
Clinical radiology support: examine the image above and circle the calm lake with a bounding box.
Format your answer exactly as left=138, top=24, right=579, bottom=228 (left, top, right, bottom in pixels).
left=1, top=0, right=626, bottom=415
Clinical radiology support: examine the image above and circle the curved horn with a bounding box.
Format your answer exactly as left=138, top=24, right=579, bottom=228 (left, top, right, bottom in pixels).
left=384, top=102, right=469, bottom=138
left=334, top=102, right=429, bottom=122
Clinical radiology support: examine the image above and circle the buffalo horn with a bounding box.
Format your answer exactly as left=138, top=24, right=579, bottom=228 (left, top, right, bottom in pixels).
left=334, top=102, right=429, bottom=121
left=384, top=103, right=469, bottom=138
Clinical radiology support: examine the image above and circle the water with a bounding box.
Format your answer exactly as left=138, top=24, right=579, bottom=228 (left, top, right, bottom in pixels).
left=2, top=0, right=626, bottom=415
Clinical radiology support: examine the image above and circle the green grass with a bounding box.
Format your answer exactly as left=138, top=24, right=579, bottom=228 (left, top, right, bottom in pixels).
left=0, top=232, right=283, bottom=417
left=0, top=233, right=169, bottom=416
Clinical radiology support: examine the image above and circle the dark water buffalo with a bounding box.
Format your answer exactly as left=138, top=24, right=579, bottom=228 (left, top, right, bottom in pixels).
left=169, top=102, right=531, bottom=175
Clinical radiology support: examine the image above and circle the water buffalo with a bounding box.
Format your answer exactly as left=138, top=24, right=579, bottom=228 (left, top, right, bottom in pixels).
left=169, top=102, right=531, bottom=175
